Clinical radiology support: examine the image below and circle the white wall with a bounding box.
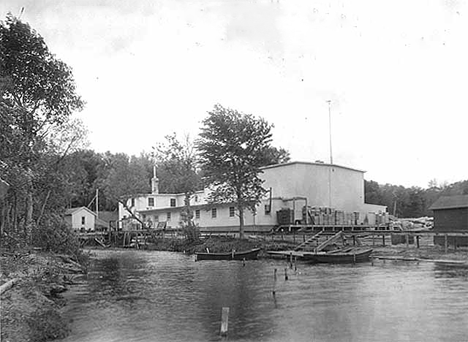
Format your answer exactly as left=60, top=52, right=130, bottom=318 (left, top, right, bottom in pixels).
left=261, top=162, right=366, bottom=212
left=69, top=208, right=95, bottom=231
left=118, top=162, right=386, bottom=231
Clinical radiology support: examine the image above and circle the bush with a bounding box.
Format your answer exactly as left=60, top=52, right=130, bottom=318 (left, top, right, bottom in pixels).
left=31, top=214, right=81, bottom=256
left=182, top=223, right=201, bottom=243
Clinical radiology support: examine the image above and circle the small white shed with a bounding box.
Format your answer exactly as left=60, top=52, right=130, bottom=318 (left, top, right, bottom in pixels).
left=65, top=207, right=96, bottom=232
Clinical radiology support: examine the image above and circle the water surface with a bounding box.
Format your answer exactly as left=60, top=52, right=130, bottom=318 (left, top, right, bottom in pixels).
left=60, top=250, right=468, bottom=342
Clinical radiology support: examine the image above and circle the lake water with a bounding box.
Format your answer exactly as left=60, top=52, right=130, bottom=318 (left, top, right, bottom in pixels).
left=60, top=250, right=468, bottom=342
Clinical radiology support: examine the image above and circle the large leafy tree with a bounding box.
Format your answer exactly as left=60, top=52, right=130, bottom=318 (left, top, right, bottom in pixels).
left=1, top=14, right=83, bottom=127
left=197, top=104, right=273, bottom=238
left=259, top=146, right=291, bottom=166
left=0, top=14, right=84, bottom=244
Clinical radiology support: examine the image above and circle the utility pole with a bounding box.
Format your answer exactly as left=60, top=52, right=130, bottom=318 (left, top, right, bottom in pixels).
left=327, top=100, right=333, bottom=164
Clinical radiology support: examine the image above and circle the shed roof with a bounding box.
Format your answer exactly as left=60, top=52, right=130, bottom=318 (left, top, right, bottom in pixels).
left=65, top=207, right=97, bottom=216
left=97, top=211, right=119, bottom=223
left=429, top=195, right=468, bottom=210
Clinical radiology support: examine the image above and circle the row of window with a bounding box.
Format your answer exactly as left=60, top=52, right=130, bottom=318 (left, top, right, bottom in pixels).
left=132, top=196, right=203, bottom=208
left=142, top=205, right=271, bottom=223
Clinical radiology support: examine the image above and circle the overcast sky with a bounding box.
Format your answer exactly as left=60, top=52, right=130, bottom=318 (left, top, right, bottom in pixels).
left=2, top=0, right=467, bottom=188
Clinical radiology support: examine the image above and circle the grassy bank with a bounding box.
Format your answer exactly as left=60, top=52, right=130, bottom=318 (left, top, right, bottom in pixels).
left=0, top=251, right=88, bottom=342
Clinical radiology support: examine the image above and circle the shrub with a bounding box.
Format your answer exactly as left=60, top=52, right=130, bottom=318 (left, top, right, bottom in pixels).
left=31, top=214, right=81, bottom=256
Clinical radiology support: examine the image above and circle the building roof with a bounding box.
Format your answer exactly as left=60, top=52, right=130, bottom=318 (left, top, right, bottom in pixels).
left=95, top=217, right=109, bottom=227
left=97, top=211, right=119, bottom=223
left=65, top=207, right=97, bottom=216
left=260, top=161, right=366, bottom=173
left=429, top=195, right=468, bottom=210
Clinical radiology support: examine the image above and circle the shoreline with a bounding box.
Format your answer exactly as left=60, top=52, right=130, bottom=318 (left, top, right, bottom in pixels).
left=0, top=251, right=88, bottom=342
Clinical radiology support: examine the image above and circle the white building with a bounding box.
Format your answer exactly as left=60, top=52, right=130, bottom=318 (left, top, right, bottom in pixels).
left=65, top=207, right=97, bottom=232
left=118, top=161, right=387, bottom=233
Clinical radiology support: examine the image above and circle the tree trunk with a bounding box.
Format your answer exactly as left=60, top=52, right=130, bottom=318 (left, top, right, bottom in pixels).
left=25, top=189, right=34, bottom=244
left=120, top=200, right=145, bottom=227
left=238, top=206, right=244, bottom=239
left=36, top=189, right=51, bottom=226
left=183, top=193, right=193, bottom=227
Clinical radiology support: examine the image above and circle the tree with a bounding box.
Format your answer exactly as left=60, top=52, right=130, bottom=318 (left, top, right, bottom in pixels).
left=1, top=14, right=83, bottom=127
left=153, top=133, right=201, bottom=228
left=99, top=153, right=151, bottom=226
left=0, top=14, right=84, bottom=245
left=259, top=146, right=290, bottom=166
left=197, top=104, right=273, bottom=238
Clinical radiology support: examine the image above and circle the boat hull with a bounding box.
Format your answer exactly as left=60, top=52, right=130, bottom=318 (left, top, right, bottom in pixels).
left=196, top=248, right=261, bottom=261
left=304, top=248, right=373, bottom=264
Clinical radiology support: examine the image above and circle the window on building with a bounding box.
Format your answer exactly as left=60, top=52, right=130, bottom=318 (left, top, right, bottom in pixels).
left=81, top=216, right=85, bottom=225
left=142, top=214, right=146, bottom=220
left=170, top=198, right=176, bottom=207
left=194, top=195, right=198, bottom=202
left=167, top=212, right=171, bottom=221
left=148, top=198, right=154, bottom=207
left=195, top=210, right=200, bottom=219
left=131, top=198, right=135, bottom=207
left=265, top=204, right=271, bottom=215
left=229, top=207, right=235, bottom=217
left=154, top=215, right=159, bottom=222
left=212, top=208, right=217, bottom=219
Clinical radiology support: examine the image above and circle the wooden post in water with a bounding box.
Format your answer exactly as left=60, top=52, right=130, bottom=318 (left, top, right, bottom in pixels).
left=416, top=235, right=420, bottom=249
left=220, top=307, right=229, bottom=336
left=444, top=234, right=448, bottom=253
left=289, top=252, right=293, bottom=269
left=284, top=268, right=288, bottom=281
left=382, top=234, right=386, bottom=247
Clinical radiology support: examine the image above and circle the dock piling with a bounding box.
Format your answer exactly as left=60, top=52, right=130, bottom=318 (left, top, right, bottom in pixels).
left=220, top=307, right=229, bottom=336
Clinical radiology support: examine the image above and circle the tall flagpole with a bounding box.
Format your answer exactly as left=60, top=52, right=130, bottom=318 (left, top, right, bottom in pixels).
left=327, top=100, right=333, bottom=164
left=327, top=100, right=333, bottom=208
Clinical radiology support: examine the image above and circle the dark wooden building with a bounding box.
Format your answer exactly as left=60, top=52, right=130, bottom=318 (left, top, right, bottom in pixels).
left=429, top=195, right=468, bottom=246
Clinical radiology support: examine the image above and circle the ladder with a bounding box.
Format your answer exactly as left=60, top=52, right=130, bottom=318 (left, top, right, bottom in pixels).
left=294, top=231, right=323, bottom=251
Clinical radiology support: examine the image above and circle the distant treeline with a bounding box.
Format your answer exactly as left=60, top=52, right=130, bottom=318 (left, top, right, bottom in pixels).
left=364, top=179, right=468, bottom=218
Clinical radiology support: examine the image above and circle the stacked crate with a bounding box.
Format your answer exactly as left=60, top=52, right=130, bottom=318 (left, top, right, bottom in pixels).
left=277, top=208, right=294, bottom=225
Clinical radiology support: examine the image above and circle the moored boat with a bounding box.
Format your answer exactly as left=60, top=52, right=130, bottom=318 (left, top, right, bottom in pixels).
left=196, top=248, right=261, bottom=261
left=303, top=248, right=373, bottom=264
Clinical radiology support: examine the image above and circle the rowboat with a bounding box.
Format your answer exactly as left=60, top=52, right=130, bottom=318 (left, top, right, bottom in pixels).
left=196, top=248, right=261, bottom=261
left=303, top=248, right=373, bottom=264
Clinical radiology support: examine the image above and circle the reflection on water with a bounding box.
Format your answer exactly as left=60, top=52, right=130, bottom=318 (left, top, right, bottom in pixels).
left=60, top=250, right=468, bottom=342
